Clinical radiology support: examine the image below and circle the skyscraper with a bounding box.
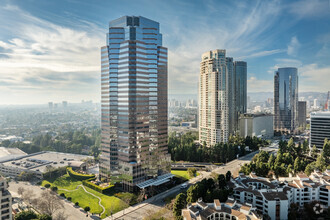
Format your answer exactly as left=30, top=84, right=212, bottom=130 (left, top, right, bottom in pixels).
left=100, top=16, right=171, bottom=191
left=298, top=101, right=306, bottom=129
left=234, top=61, right=247, bottom=131
left=274, top=67, right=298, bottom=135
left=199, top=50, right=246, bottom=146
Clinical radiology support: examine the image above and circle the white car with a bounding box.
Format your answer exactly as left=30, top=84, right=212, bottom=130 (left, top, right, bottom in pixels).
left=180, top=183, right=187, bottom=189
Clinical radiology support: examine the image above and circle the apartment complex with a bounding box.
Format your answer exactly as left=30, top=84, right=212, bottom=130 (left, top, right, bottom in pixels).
left=274, top=67, right=298, bottom=135
left=182, top=198, right=262, bottom=220
left=199, top=50, right=246, bottom=146
left=310, top=112, right=330, bottom=149
left=0, top=176, right=12, bottom=220
left=99, top=16, right=171, bottom=191
left=233, top=171, right=330, bottom=220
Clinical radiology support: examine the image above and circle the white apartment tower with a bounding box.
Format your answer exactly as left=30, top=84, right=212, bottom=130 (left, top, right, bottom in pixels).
left=199, top=49, right=246, bottom=146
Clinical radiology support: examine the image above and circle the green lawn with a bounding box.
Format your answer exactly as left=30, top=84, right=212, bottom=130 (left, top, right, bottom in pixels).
left=171, top=170, right=199, bottom=180
left=41, top=174, right=128, bottom=218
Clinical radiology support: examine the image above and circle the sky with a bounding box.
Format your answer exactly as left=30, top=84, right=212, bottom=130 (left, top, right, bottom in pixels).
left=0, top=0, right=329, bottom=105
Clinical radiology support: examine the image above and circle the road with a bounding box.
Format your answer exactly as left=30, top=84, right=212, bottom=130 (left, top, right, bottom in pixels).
left=109, top=150, right=260, bottom=220
left=8, top=181, right=95, bottom=220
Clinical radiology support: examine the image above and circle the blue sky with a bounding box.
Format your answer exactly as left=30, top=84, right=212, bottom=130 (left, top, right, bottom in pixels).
left=0, top=0, right=329, bottom=104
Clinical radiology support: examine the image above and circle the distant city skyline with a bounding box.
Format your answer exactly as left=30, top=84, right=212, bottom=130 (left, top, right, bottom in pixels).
left=0, top=0, right=330, bottom=104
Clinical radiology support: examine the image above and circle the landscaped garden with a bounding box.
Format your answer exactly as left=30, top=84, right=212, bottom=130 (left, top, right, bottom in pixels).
left=171, top=168, right=199, bottom=181
left=41, top=173, right=129, bottom=218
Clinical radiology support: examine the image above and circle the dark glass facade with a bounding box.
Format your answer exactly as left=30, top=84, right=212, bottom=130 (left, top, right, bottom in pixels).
left=100, top=16, right=170, bottom=190
left=274, top=67, right=298, bottom=134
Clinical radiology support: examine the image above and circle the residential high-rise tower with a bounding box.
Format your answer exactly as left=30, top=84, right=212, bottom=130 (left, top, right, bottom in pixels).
left=99, top=16, right=171, bottom=191
left=199, top=50, right=247, bottom=146
left=274, top=67, right=298, bottom=135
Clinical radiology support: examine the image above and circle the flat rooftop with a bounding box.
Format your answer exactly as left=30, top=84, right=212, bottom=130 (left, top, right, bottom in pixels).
left=0, top=147, right=27, bottom=162
left=1, top=151, right=92, bottom=173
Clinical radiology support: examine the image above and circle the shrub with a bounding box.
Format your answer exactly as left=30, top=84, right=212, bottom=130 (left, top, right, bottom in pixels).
left=75, top=202, right=79, bottom=206
left=51, top=186, right=58, bottom=192
left=67, top=197, right=72, bottom=201
left=67, top=167, right=95, bottom=181
left=82, top=177, right=114, bottom=194
left=84, top=206, right=90, bottom=212
left=60, top=193, right=66, bottom=198
left=44, top=183, right=51, bottom=188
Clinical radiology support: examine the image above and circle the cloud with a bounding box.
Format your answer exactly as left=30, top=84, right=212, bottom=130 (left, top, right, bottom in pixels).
left=287, top=36, right=300, bottom=56
left=288, top=0, right=330, bottom=19
left=0, top=4, right=103, bottom=104
left=299, top=64, right=330, bottom=92
left=247, top=76, right=273, bottom=93
left=166, top=0, right=283, bottom=95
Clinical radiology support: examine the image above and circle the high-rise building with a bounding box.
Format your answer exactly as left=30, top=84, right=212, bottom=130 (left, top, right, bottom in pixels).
left=199, top=49, right=246, bottom=146
left=62, top=101, right=68, bottom=108
left=314, top=99, right=319, bottom=109
left=48, top=102, right=53, bottom=110
left=99, top=16, right=171, bottom=191
left=234, top=61, right=247, bottom=131
left=298, top=101, right=306, bottom=129
left=0, top=176, right=12, bottom=220
left=310, top=112, right=330, bottom=149
left=274, top=67, right=298, bottom=135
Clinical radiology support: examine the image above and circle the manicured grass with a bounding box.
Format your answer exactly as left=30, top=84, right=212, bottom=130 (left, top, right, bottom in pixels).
left=84, top=187, right=128, bottom=218
left=171, top=170, right=199, bottom=180
left=42, top=174, right=82, bottom=190
left=58, top=188, right=103, bottom=214
left=41, top=174, right=128, bottom=218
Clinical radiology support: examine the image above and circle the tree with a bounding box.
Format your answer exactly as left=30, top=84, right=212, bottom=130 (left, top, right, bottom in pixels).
left=186, top=185, right=200, bottom=203
left=75, top=202, right=79, bottom=206
left=218, top=174, right=226, bottom=189
left=225, top=171, right=231, bottom=182
left=288, top=203, right=299, bottom=220
left=84, top=206, right=90, bottom=212
left=44, top=183, right=51, bottom=188
left=173, top=193, right=187, bottom=217
left=53, top=211, right=67, bottom=220
left=294, top=157, right=301, bottom=173
left=38, top=191, right=64, bottom=216
left=322, top=139, right=330, bottom=161
left=51, top=186, right=58, bottom=192
left=315, top=154, right=326, bottom=171
left=305, top=163, right=315, bottom=176
left=38, top=214, right=52, bottom=220
left=311, top=145, right=318, bottom=158
left=17, top=186, right=25, bottom=196
left=14, top=210, right=38, bottom=220
left=187, top=168, right=197, bottom=178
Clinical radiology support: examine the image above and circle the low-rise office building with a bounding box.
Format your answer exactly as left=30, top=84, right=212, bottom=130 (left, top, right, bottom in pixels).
left=310, top=112, right=330, bottom=149
left=0, top=151, right=92, bottom=179
left=239, top=114, right=273, bottom=139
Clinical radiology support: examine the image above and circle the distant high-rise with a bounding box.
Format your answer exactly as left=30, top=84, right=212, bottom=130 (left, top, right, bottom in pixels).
left=310, top=112, right=330, bottom=149
left=234, top=61, right=247, bottom=131
left=62, top=101, right=68, bottom=108
left=274, top=67, right=298, bottom=134
left=48, top=102, right=53, bottom=110
left=99, top=16, right=171, bottom=191
left=298, top=101, right=306, bottom=129
left=199, top=49, right=246, bottom=146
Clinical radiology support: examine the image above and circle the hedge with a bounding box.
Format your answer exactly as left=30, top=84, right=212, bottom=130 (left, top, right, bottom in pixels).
left=67, top=167, right=95, bottom=181
left=82, top=177, right=114, bottom=194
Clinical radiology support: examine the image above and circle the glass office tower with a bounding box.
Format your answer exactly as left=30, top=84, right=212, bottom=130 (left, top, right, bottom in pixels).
left=274, top=67, right=298, bottom=135
left=100, top=16, right=170, bottom=191
left=234, top=61, right=247, bottom=132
